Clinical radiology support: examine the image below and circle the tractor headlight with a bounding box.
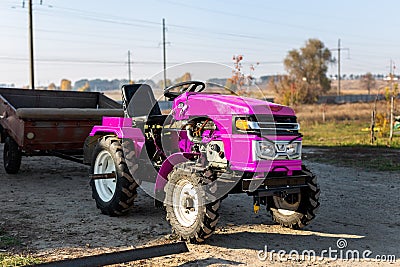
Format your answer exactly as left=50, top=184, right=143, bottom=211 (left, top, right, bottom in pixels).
left=235, top=117, right=259, bottom=131
left=285, top=142, right=302, bottom=159
left=253, top=141, right=276, bottom=160
left=253, top=141, right=302, bottom=160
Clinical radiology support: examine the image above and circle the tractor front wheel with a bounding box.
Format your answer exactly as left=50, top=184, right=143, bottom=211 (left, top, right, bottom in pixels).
left=269, top=165, right=320, bottom=228
left=165, top=163, right=221, bottom=243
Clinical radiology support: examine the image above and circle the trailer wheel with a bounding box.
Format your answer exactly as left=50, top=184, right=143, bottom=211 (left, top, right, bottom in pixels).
left=269, top=165, right=320, bottom=229
left=3, top=136, right=22, bottom=174
left=165, top=163, right=221, bottom=243
left=90, top=136, right=138, bottom=216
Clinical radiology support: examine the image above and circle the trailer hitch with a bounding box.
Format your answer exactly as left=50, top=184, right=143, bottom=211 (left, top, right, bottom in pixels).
left=89, top=172, right=116, bottom=180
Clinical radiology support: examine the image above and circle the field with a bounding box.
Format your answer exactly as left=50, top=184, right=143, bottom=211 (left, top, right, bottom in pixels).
left=295, top=101, right=399, bottom=146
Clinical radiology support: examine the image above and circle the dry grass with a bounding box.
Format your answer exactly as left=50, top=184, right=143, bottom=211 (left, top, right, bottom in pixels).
left=293, top=100, right=400, bottom=148
left=330, top=80, right=389, bottom=95
left=294, top=102, right=387, bottom=124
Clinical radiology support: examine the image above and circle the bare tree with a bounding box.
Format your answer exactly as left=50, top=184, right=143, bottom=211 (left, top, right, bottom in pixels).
left=361, top=72, right=376, bottom=95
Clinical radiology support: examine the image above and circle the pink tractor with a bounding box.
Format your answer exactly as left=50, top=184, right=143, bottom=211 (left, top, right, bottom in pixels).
left=83, top=81, right=320, bottom=243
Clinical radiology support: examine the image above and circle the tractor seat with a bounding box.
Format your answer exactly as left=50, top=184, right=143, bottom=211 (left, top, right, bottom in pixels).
left=121, top=84, right=162, bottom=118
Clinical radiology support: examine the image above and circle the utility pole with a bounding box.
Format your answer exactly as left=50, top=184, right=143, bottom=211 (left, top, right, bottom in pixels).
left=128, top=50, right=132, bottom=83
left=162, top=18, right=167, bottom=89
left=389, top=59, right=395, bottom=142
left=337, top=39, right=341, bottom=96
left=28, top=0, right=35, bottom=90
left=331, top=39, right=349, bottom=96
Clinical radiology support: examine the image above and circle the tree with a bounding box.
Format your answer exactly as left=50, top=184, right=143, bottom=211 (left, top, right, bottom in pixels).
left=157, top=79, right=172, bottom=89
left=174, top=72, right=192, bottom=84
left=280, top=39, right=333, bottom=104
left=226, top=55, right=258, bottom=91
left=270, top=75, right=297, bottom=106
left=60, top=79, right=72, bottom=91
left=361, top=72, right=376, bottom=95
left=47, top=82, right=56, bottom=90
left=225, top=55, right=244, bottom=91
left=78, top=81, right=90, bottom=92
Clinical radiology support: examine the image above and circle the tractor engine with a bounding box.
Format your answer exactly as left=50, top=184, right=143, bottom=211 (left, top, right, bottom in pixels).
left=183, top=119, right=227, bottom=169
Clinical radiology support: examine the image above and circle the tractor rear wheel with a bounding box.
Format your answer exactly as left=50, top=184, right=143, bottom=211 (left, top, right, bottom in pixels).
left=165, top=163, right=221, bottom=243
left=3, top=136, right=22, bottom=174
left=269, top=165, right=320, bottom=228
left=90, top=136, right=139, bottom=216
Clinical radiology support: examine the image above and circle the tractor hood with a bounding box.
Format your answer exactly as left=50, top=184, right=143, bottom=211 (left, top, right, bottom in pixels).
left=176, top=93, right=295, bottom=117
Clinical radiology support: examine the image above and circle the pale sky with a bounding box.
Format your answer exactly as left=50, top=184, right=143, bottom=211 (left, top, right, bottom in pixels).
left=0, top=0, right=399, bottom=87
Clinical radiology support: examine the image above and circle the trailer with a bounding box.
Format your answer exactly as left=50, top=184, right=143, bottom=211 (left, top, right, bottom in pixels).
left=0, top=88, right=123, bottom=174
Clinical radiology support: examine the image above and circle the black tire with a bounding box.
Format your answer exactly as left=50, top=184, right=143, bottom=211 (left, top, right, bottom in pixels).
left=90, top=136, right=139, bottom=216
left=3, top=136, right=22, bottom=174
left=164, top=163, right=221, bottom=243
left=269, top=165, right=320, bottom=229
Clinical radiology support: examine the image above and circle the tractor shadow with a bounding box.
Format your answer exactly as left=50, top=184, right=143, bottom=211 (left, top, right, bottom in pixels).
left=209, top=193, right=369, bottom=256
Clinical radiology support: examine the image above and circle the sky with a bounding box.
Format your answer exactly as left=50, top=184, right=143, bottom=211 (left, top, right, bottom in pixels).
left=0, top=0, right=399, bottom=87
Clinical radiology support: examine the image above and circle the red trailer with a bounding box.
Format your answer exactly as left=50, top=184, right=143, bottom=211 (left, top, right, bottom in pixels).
left=0, top=88, right=123, bottom=174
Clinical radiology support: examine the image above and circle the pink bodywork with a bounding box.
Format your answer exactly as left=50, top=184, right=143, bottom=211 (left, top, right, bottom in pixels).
left=172, top=92, right=302, bottom=172
left=89, top=117, right=145, bottom=154
left=90, top=92, right=302, bottom=192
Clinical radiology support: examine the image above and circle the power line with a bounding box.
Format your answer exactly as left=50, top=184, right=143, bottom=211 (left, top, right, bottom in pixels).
left=0, top=56, right=279, bottom=66
left=31, top=3, right=298, bottom=46
left=7, top=0, right=400, bottom=46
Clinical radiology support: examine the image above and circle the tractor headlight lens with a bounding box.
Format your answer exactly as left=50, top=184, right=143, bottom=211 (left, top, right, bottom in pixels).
left=286, top=142, right=302, bottom=159
left=253, top=141, right=302, bottom=160
left=254, top=141, right=276, bottom=160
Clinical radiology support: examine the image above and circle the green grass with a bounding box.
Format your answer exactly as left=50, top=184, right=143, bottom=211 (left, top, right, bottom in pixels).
left=300, top=120, right=400, bottom=171
left=0, top=230, right=20, bottom=249
left=0, top=229, right=41, bottom=267
left=300, top=120, right=400, bottom=148
left=0, top=253, right=41, bottom=267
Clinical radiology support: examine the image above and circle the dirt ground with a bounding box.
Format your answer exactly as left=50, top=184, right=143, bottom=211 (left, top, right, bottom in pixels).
left=0, top=145, right=399, bottom=266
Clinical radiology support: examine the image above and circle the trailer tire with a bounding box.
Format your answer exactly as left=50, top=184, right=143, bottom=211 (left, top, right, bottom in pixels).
left=165, top=163, right=221, bottom=243
left=269, top=165, right=320, bottom=229
left=3, top=136, right=22, bottom=174
left=90, top=136, right=139, bottom=216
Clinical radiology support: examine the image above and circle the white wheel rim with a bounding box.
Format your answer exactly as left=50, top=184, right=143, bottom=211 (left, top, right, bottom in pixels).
left=173, top=179, right=199, bottom=227
left=273, top=193, right=301, bottom=216
left=94, top=150, right=116, bottom=202
left=277, top=209, right=296, bottom=216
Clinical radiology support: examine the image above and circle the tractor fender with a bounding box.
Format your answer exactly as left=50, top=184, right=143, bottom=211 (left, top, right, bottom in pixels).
left=155, top=152, right=199, bottom=193
left=84, top=117, right=145, bottom=164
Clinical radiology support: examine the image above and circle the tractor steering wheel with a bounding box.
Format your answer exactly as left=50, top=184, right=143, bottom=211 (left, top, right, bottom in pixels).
left=164, top=81, right=206, bottom=100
